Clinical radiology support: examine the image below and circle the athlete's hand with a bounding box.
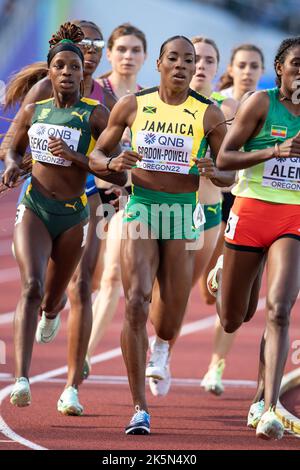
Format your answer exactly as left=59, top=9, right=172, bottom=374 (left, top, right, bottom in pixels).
left=1, top=162, right=21, bottom=187
left=192, top=157, right=217, bottom=179
left=105, top=185, right=129, bottom=211
left=48, top=136, right=74, bottom=160
left=109, top=151, right=142, bottom=172
left=275, top=131, right=300, bottom=158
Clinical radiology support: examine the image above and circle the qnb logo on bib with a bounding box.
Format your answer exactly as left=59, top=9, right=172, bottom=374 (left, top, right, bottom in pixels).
left=28, top=123, right=81, bottom=167
left=262, top=157, right=300, bottom=191
left=135, top=131, right=193, bottom=175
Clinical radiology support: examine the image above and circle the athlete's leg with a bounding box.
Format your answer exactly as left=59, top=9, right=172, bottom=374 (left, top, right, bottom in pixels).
left=88, top=209, right=123, bottom=357
left=66, top=193, right=101, bottom=386
left=198, top=222, right=224, bottom=304
left=13, top=209, right=52, bottom=378
left=263, top=237, right=300, bottom=410
left=192, top=224, right=220, bottom=287
left=150, top=239, right=195, bottom=341
left=41, top=218, right=89, bottom=317
left=120, top=223, right=159, bottom=412
left=218, top=245, right=265, bottom=333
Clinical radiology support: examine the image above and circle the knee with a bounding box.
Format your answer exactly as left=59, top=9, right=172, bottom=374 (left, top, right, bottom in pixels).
left=267, top=300, right=291, bottom=328
left=101, top=263, right=121, bottom=288
left=220, top=317, right=241, bottom=334
left=125, top=293, right=150, bottom=330
left=22, top=278, right=44, bottom=305
left=69, top=278, right=91, bottom=305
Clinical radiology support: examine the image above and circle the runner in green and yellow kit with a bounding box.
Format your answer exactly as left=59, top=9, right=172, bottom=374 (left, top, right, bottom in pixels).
left=89, top=35, right=234, bottom=434
left=2, top=23, right=124, bottom=412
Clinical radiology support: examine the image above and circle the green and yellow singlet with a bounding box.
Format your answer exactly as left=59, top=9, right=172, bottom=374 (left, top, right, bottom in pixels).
left=28, top=97, right=99, bottom=166
left=131, top=87, right=212, bottom=176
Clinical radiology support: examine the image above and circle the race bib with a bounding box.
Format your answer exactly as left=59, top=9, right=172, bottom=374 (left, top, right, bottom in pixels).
left=193, top=203, right=206, bottom=229
left=15, top=204, right=26, bottom=225
left=262, top=157, right=300, bottom=192
left=135, top=131, right=193, bottom=174
left=28, top=123, right=81, bottom=167
left=225, top=210, right=239, bottom=240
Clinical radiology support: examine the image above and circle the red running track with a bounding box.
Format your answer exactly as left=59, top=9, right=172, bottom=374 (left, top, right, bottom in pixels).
left=0, top=192, right=300, bottom=450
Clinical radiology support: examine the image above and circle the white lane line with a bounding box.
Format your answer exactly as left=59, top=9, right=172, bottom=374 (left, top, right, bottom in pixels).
left=0, top=293, right=299, bottom=449
left=0, top=374, right=257, bottom=388
left=0, top=267, right=19, bottom=284
left=0, top=312, right=14, bottom=325
left=0, top=311, right=219, bottom=450
left=0, top=239, right=13, bottom=256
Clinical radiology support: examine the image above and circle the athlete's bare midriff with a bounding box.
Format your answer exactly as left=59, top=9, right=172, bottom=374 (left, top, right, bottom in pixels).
left=132, top=167, right=199, bottom=193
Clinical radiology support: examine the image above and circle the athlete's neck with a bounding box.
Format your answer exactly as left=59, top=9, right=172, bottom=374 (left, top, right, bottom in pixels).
left=83, top=74, right=94, bottom=97
left=158, top=86, right=189, bottom=106
left=191, top=84, right=212, bottom=98
left=108, top=72, right=139, bottom=99
left=53, top=91, right=81, bottom=108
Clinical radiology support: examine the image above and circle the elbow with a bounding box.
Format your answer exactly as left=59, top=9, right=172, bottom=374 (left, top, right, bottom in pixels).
left=216, top=153, right=232, bottom=171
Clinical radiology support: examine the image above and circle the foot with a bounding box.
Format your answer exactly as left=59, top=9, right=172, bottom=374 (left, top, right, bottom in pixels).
left=201, top=359, right=225, bottom=396
left=57, top=386, right=83, bottom=416
left=125, top=406, right=150, bottom=435
left=149, top=361, right=171, bottom=397
left=10, top=377, right=31, bottom=407
left=256, top=409, right=284, bottom=440
left=207, top=255, right=223, bottom=298
left=146, top=338, right=169, bottom=380
left=247, top=399, right=265, bottom=428
left=35, top=311, right=61, bottom=344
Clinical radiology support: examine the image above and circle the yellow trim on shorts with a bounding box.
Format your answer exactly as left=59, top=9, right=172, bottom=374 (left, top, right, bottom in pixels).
left=80, top=193, right=88, bottom=207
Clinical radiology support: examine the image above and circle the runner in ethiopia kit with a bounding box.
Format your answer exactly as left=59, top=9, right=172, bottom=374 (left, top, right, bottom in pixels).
left=215, top=36, right=300, bottom=440
left=89, top=35, right=234, bottom=434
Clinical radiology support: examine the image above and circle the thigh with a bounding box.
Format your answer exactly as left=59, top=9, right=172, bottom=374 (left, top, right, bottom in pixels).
left=44, top=218, right=89, bottom=302
left=221, top=245, right=265, bottom=324
left=13, top=206, right=52, bottom=282
left=72, top=193, right=101, bottom=282
left=267, top=237, right=300, bottom=307
left=192, top=224, right=220, bottom=286
left=121, top=222, right=159, bottom=299
left=151, top=239, right=195, bottom=328
left=102, top=209, right=124, bottom=280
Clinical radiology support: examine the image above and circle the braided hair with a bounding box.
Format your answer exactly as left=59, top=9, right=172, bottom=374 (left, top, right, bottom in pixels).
left=49, top=22, right=84, bottom=47
left=274, top=37, right=300, bottom=86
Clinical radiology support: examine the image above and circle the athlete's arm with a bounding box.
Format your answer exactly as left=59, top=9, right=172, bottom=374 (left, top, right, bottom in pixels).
left=200, top=104, right=236, bottom=187
left=217, top=91, right=278, bottom=170
left=89, top=94, right=142, bottom=175
left=89, top=104, right=127, bottom=185
left=2, top=103, right=35, bottom=186
left=0, top=77, right=52, bottom=161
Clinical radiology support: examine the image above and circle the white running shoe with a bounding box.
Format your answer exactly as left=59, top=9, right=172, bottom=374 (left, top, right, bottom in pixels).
left=146, top=339, right=169, bottom=380
left=256, top=409, right=284, bottom=440
left=10, top=377, right=31, bottom=407
left=207, top=255, right=223, bottom=298
left=35, top=311, right=61, bottom=344
left=149, top=361, right=171, bottom=397
left=201, top=359, right=225, bottom=396
left=57, top=386, right=83, bottom=416
left=247, top=399, right=265, bottom=428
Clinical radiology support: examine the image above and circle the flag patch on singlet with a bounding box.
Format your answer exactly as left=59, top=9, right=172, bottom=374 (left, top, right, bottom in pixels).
left=143, top=106, right=157, bottom=114
left=271, top=125, right=287, bottom=139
